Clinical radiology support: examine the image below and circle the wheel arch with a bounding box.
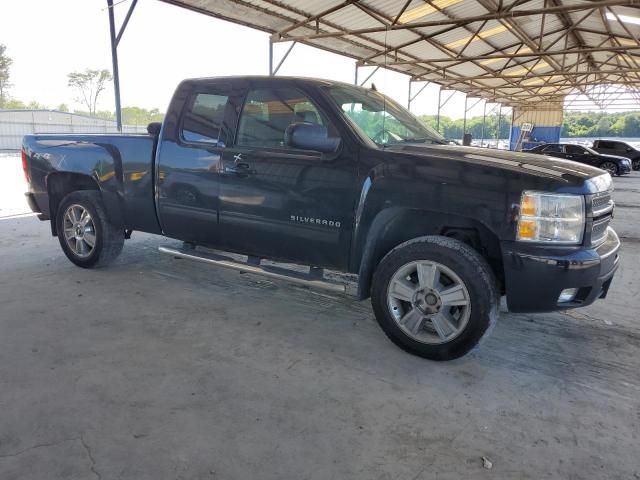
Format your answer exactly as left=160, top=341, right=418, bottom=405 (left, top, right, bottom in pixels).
left=356, top=208, right=504, bottom=300
left=46, top=172, right=123, bottom=236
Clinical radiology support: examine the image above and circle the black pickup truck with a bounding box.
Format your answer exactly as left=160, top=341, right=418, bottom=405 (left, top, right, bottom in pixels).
left=22, top=76, right=620, bottom=360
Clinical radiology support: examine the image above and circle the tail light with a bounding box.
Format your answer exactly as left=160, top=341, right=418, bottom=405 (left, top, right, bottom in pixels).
left=21, top=148, right=30, bottom=183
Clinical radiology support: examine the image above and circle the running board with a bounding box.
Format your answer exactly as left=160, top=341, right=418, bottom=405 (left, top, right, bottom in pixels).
left=158, top=246, right=348, bottom=294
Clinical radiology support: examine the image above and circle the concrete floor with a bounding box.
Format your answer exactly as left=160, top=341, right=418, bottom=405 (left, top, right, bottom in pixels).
left=1, top=154, right=639, bottom=480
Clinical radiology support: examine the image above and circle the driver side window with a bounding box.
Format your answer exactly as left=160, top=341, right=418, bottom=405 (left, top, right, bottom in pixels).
left=236, top=87, right=336, bottom=149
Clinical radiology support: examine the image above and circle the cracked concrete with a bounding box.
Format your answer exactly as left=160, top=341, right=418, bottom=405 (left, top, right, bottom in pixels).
left=1, top=155, right=639, bottom=479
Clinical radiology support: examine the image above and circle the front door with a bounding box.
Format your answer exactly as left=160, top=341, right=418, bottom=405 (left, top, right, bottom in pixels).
left=217, top=84, right=358, bottom=269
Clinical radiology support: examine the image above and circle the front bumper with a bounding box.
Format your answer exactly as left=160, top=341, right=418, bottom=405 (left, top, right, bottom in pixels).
left=502, top=227, right=620, bottom=313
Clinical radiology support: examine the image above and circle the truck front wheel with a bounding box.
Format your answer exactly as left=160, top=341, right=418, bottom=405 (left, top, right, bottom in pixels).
left=371, top=236, right=498, bottom=361
left=56, top=191, right=124, bottom=268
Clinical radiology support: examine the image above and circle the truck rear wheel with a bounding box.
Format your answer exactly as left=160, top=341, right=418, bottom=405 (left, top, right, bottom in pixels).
left=371, top=236, right=498, bottom=361
left=56, top=191, right=124, bottom=268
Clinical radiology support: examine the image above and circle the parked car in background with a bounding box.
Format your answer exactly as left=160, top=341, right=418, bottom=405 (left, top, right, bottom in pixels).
left=527, top=143, right=632, bottom=176
left=591, top=140, right=640, bottom=170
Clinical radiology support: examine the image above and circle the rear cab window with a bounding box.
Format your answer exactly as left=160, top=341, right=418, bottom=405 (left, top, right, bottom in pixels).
left=182, top=93, right=232, bottom=147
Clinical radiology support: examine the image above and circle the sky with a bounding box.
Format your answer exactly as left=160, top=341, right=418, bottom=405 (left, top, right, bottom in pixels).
left=2, top=0, right=483, bottom=119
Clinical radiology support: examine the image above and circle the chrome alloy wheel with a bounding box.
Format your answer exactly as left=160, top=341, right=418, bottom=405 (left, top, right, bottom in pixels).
left=62, top=204, right=96, bottom=258
left=600, top=161, right=618, bottom=176
left=387, top=260, right=471, bottom=344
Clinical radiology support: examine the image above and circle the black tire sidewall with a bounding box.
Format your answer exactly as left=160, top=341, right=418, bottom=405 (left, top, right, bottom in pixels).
left=371, top=238, right=497, bottom=361
left=56, top=191, right=107, bottom=268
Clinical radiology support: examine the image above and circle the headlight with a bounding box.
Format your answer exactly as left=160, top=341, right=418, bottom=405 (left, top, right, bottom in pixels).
left=517, top=191, right=585, bottom=244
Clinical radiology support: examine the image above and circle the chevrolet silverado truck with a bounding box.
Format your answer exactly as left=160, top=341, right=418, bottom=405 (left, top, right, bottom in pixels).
left=22, top=76, right=620, bottom=361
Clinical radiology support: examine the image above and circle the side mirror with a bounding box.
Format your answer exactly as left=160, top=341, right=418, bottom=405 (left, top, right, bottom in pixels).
left=285, top=122, right=340, bottom=154
left=147, top=122, right=162, bottom=136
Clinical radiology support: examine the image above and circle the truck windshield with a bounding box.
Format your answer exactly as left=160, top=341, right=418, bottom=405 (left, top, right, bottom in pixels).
left=326, top=85, right=445, bottom=146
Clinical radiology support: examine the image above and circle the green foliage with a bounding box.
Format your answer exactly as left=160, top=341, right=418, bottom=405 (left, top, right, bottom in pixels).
left=121, top=106, right=165, bottom=125
left=561, top=111, right=640, bottom=137
left=27, top=100, right=48, bottom=110
left=419, top=113, right=511, bottom=140
left=2, top=98, right=25, bottom=109
left=0, top=44, right=13, bottom=107
left=67, top=69, right=112, bottom=115
left=57, top=103, right=69, bottom=112
left=417, top=111, right=640, bottom=140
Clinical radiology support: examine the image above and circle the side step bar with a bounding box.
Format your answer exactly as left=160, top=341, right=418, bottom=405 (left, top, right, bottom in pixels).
left=159, top=246, right=348, bottom=294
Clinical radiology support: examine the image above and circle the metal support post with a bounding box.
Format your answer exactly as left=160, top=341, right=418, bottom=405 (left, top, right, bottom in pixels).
left=436, top=87, right=442, bottom=133
left=106, top=0, right=138, bottom=132
left=270, top=41, right=297, bottom=76
left=481, top=101, right=486, bottom=147
left=496, top=104, right=502, bottom=148
left=358, top=66, right=379, bottom=87
left=354, top=63, right=358, bottom=85
left=408, top=80, right=429, bottom=111
left=107, top=0, right=122, bottom=131
left=463, top=95, right=468, bottom=134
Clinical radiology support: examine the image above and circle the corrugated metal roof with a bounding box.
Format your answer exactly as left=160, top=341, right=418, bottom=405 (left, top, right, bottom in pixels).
left=159, top=0, right=640, bottom=107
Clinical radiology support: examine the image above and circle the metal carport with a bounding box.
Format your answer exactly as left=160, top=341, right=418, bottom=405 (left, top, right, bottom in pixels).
left=106, top=0, right=640, bottom=136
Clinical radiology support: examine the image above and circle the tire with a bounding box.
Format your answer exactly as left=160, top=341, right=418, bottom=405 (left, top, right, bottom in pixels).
left=600, top=161, right=619, bottom=176
left=56, top=191, right=124, bottom=268
left=632, top=159, right=640, bottom=171
left=371, top=236, right=498, bottom=361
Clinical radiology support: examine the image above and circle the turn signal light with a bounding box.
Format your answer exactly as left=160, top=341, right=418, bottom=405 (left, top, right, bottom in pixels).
left=520, top=194, right=537, bottom=216
left=517, top=219, right=537, bottom=240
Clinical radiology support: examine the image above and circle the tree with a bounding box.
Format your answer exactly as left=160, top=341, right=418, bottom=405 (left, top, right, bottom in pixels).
left=0, top=44, right=12, bottom=107
left=57, top=103, right=69, bottom=112
left=27, top=100, right=48, bottom=109
left=121, top=106, right=164, bottom=125
left=67, top=69, right=112, bottom=116
left=3, top=98, right=25, bottom=109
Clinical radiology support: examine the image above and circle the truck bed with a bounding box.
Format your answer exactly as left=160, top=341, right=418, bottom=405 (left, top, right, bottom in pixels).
left=22, top=134, right=162, bottom=235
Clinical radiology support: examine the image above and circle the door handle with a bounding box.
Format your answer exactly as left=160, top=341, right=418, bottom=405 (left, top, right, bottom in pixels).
left=224, top=162, right=252, bottom=175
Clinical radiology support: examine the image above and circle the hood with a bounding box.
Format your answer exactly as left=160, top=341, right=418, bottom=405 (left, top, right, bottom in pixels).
left=384, top=143, right=608, bottom=188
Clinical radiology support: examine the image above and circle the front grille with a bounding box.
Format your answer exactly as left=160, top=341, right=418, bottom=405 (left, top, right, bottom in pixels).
left=589, top=189, right=614, bottom=245
left=591, top=192, right=613, bottom=215
left=591, top=216, right=611, bottom=244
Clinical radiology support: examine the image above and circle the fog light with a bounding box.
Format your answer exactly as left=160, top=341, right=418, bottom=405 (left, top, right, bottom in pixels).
left=558, top=288, right=579, bottom=303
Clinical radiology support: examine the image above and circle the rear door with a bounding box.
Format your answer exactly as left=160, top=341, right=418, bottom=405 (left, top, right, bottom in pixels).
left=156, top=81, right=245, bottom=245
left=216, top=83, right=358, bottom=269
